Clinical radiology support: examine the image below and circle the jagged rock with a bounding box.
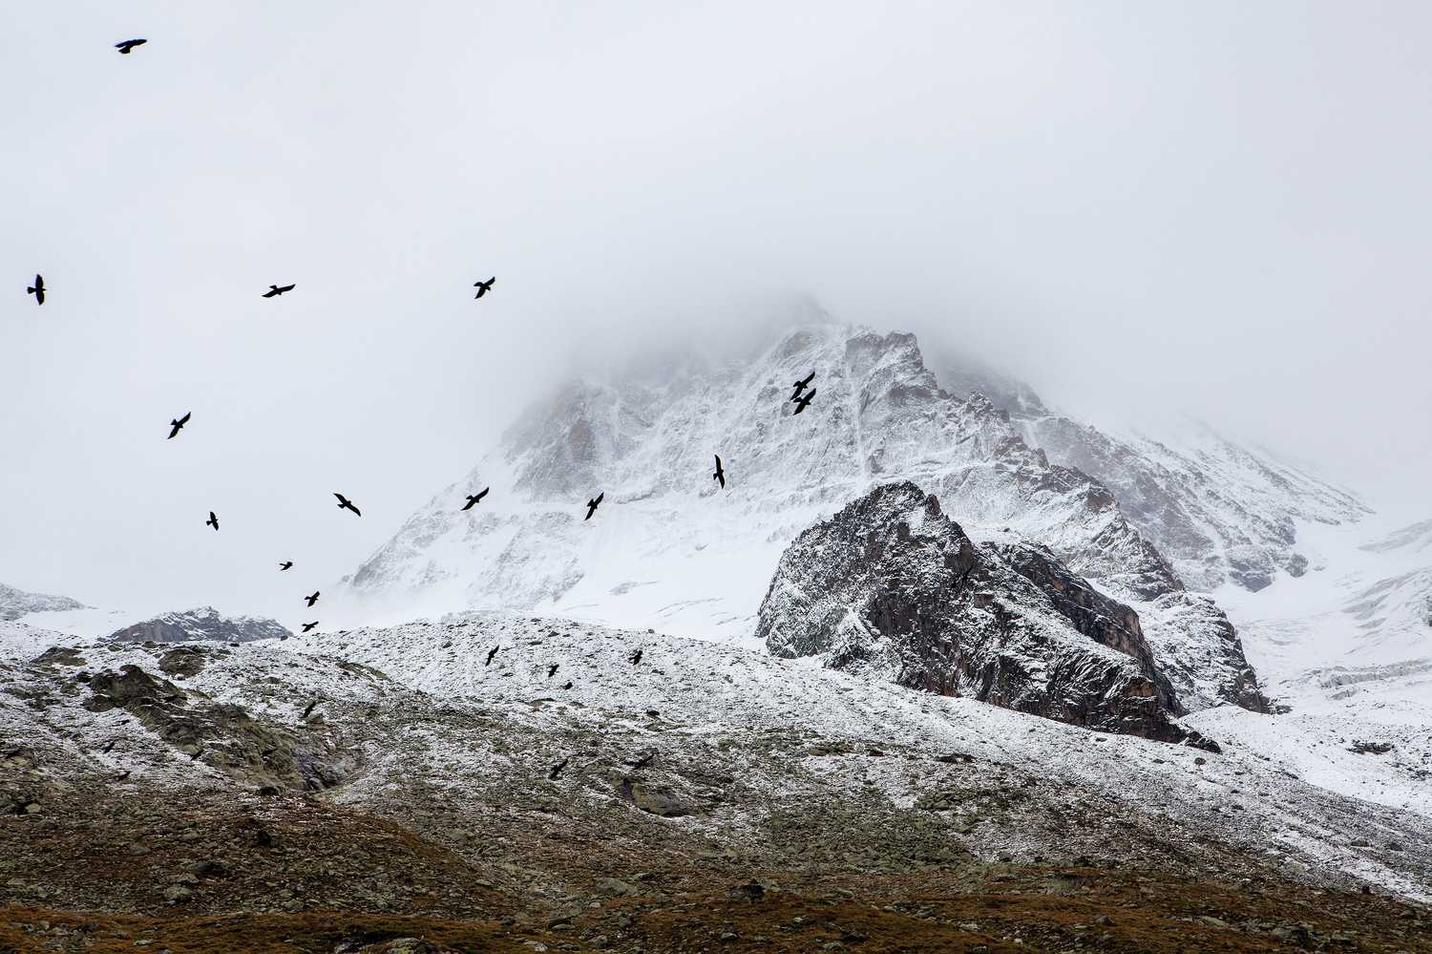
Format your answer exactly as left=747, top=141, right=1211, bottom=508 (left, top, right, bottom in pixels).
left=757, top=482, right=1211, bottom=746
left=109, top=606, right=290, bottom=644
left=0, top=582, right=85, bottom=621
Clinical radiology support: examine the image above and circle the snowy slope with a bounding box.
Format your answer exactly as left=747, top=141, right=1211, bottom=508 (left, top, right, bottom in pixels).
left=343, top=324, right=1272, bottom=710
left=1012, top=415, right=1368, bottom=593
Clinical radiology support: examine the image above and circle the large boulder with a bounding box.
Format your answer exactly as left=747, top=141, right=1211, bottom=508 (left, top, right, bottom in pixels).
left=757, top=482, right=1212, bottom=747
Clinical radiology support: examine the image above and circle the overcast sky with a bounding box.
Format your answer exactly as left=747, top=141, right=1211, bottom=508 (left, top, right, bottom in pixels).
left=3, top=1, right=1430, bottom=622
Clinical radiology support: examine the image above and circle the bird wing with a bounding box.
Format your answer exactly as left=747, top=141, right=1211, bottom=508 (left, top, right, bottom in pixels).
left=168, top=423, right=180, bottom=439
left=34, top=288, right=44, bottom=304
left=280, top=284, right=295, bottom=293
left=178, top=412, right=191, bottom=425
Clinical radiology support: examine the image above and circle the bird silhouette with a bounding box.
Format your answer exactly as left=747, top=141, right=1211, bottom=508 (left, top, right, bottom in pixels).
left=585, top=493, right=604, bottom=521
left=26, top=274, right=44, bottom=305
left=485, top=645, right=500, bottom=666
left=206, top=511, right=219, bottom=531
left=547, top=663, right=559, bottom=678
left=261, top=283, right=296, bottom=298
left=473, top=277, right=495, bottom=299
left=548, top=757, right=569, bottom=780
left=792, top=372, right=815, bottom=401
left=461, top=487, right=490, bottom=511
left=115, top=39, right=147, bottom=54
left=793, top=388, right=816, bottom=415
left=301, top=621, right=319, bottom=633
left=629, top=648, right=643, bottom=665
left=562, top=680, right=573, bottom=690
left=712, top=454, right=726, bottom=489
left=304, top=591, right=320, bottom=608
left=279, top=561, right=293, bottom=571
left=334, top=493, right=361, bottom=516
left=300, top=700, right=318, bottom=720
left=167, top=412, right=191, bottom=440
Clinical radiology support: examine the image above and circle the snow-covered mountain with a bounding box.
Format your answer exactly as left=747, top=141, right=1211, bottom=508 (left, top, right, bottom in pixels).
left=0, top=581, right=85, bottom=621
left=108, top=606, right=291, bottom=644
left=345, top=323, right=1363, bottom=713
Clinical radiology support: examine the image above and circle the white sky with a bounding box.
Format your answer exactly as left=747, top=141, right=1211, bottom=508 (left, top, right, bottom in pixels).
left=3, top=1, right=1430, bottom=621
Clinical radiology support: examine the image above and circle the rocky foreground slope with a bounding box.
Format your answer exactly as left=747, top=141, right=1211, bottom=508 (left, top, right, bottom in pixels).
left=2, top=615, right=1430, bottom=951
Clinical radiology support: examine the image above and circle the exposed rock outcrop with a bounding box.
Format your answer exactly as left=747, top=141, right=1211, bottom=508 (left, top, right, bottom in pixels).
left=757, top=482, right=1212, bottom=746
left=109, top=606, right=290, bottom=645
left=0, top=581, right=85, bottom=621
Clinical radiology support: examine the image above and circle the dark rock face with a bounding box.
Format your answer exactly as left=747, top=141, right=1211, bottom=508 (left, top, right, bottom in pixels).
left=757, top=482, right=1212, bottom=747
left=109, top=606, right=290, bottom=644
left=85, top=662, right=354, bottom=791
left=990, top=541, right=1181, bottom=714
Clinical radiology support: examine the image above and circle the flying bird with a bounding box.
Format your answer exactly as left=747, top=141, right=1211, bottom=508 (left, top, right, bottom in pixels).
left=485, top=645, right=500, bottom=666
left=712, top=454, right=725, bottom=489
left=473, top=277, right=495, bottom=299
left=584, top=493, right=604, bottom=521
left=304, top=591, right=320, bottom=608
left=461, top=487, right=489, bottom=511
left=334, top=493, right=361, bottom=516
left=115, top=39, right=147, bottom=54
left=26, top=274, right=44, bottom=305
left=261, top=283, right=296, bottom=298
left=793, top=388, right=816, bottom=415
left=547, top=663, right=559, bottom=678
left=548, top=757, right=569, bottom=781
left=301, top=621, right=319, bottom=633
left=167, top=412, right=191, bottom=440
left=278, top=561, right=293, bottom=571
left=562, top=680, right=573, bottom=690
left=300, top=700, right=318, bottom=720
left=206, top=511, right=219, bottom=531
left=629, top=648, right=643, bottom=665
left=791, top=372, right=815, bottom=401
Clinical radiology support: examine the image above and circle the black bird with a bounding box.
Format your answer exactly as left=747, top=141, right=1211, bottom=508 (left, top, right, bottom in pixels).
left=279, top=561, right=293, bottom=571
left=261, top=283, right=296, bottom=298
left=206, top=511, right=219, bottom=531
left=547, top=663, right=559, bottom=678
left=629, top=751, right=655, bottom=770
left=584, top=492, right=604, bottom=521
left=461, top=487, right=490, bottom=511
left=167, top=411, right=191, bottom=440
left=304, top=591, right=320, bottom=608
left=334, top=492, right=362, bottom=516
left=792, top=388, right=816, bottom=415
left=301, top=621, right=319, bottom=633
left=548, top=757, right=569, bottom=781
left=629, top=648, right=643, bottom=665
left=115, top=39, right=147, bottom=54
left=791, top=371, right=815, bottom=401
left=562, top=680, right=573, bottom=690
left=485, top=645, right=500, bottom=666
left=473, top=277, right=495, bottom=299
left=26, top=274, right=44, bottom=305
left=712, top=454, right=726, bottom=489
left=300, top=700, right=318, bottom=720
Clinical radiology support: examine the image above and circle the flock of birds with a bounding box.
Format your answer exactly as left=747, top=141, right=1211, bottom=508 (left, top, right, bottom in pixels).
left=20, top=37, right=823, bottom=644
